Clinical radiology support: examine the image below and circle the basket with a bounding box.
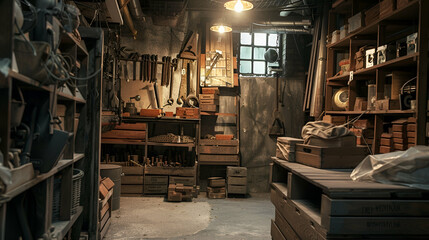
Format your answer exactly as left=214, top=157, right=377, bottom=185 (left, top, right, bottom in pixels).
left=71, top=169, right=84, bottom=214
left=52, top=177, right=62, bottom=222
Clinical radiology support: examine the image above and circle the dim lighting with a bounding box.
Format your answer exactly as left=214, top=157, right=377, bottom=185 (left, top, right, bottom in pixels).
left=224, top=0, right=253, bottom=12
left=210, top=24, right=232, bottom=33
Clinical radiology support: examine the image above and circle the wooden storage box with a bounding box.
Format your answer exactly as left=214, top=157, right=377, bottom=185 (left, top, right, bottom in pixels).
left=348, top=12, right=364, bottom=32
left=365, top=3, right=380, bottom=26
left=306, top=135, right=356, bottom=148
left=227, top=184, right=247, bottom=194
left=139, top=109, right=162, bottom=117
left=176, top=107, right=199, bottom=119
left=199, top=139, right=239, bottom=155
left=199, top=94, right=219, bottom=100
left=295, top=144, right=369, bottom=169
left=122, top=166, right=144, bottom=176
left=169, top=176, right=194, bottom=186
left=121, top=175, right=144, bottom=185
left=144, top=184, right=168, bottom=194
left=228, top=176, right=247, bottom=185
left=200, top=104, right=218, bottom=112
left=227, top=166, right=247, bottom=177
left=198, top=154, right=239, bottom=165
left=144, top=175, right=168, bottom=185
left=121, top=185, right=143, bottom=194
left=208, top=177, right=226, bottom=187
left=202, top=87, right=219, bottom=94
left=380, top=0, right=396, bottom=19
left=200, top=99, right=219, bottom=105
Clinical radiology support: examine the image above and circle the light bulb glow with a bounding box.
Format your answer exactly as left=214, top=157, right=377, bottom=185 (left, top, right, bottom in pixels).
left=219, top=25, right=225, bottom=33
left=234, top=0, right=244, bottom=12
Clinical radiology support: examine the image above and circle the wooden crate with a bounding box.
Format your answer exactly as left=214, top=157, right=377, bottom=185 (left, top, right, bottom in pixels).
left=198, top=154, right=239, bottom=165
left=121, top=175, right=144, bottom=185
left=200, top=99, right=219, bottom=105
left=199, top=94, right=219, bottom=100
left=199, top=145, right=238, bottom=155
left=122, top=166, right=144, bottom=176
left=201, top=87, right=219, bottom=94
left=121, top=185, right=143, bottom=194
left=144, top=184, right=168, bottom=194
left=295, top=144, right=369, bottom=169
left=227, top=166, right=247, bottom=177
left=227, top=176, right=247, bottom=185
left=144, top=175, right=168, bottom=185
left=200, top=104, right=218, bottom=112
left=271, top=159, right=429, bottom=239
left=208, top=177, right=225, bottom=187
left=139, top=109, right=162, bottom=117
left=169, top=176, right=195, bottom=186
left=227, top=184, right=247, bottom=194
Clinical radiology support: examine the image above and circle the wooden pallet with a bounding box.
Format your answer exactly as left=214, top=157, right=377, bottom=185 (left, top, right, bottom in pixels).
left=270, top=157, right=429, bottom=239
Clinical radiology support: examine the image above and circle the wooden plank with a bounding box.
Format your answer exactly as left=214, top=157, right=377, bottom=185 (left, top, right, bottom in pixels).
left=199, top=146, right=238, bottom=155
left=144, top=184, right=168, bottom=194
left=321, top=194, right=429, bottom=228
left=226, top=167, right=247, bottom=177
left=99, top=217, right=111, bottom=240
left=325, top=216, right=429, bottom=235
left=271, top=219, right=287, bottom=240
left=199, top=139, right=239, bottom=146
left=274, top=211, right=300, bottom=240
left=227, top=176, right=247, bottom=185
left=100, top=201, right=110, bottom=219
left=101, top=130, right=146, bottom=139
left=144, top=175, right=168, bottom=185
left=121, top=176, right=144, bottom=185
left=122, top=166, right=144, bottom=176
left=169, top=176, right=195, bottom=186
left=227, top=184, right=246, bottom=194
left=114, top=123, right=147, bottom=131
left=121, top=185, right=143, bottom=194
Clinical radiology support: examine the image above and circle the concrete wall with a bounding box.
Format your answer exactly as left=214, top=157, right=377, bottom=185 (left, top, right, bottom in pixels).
left=239, top=35, right=309, bottom=192
left=120, top=12, right=197, bottom=113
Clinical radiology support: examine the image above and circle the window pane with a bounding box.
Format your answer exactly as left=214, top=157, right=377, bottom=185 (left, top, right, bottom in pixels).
left=254, top=33, right=267, bottom=46
left=240, top=61, right=251, bottom=74
left=253, top=61, right=266, bottom=74
left=240, top=32, right=252, bottom=45
left=254, top=47, right=266, bottom=60
left=268, top=34, right=278, bottom=47
left=240, top=46, right=252, bottom=59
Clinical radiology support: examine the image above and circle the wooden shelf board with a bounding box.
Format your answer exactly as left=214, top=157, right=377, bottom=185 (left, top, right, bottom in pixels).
left=147, top=142, right=195, bottom=148
left=327, top=53, right=419, bottom=82
left=51, top=206, right=83, bottom=240
left=57, top=91, right=87, bottom=104
left=325, top=110, right=415, bottom=115
left=122, top=116, right=200, bottom=124
left=327, top=1, right=419, bottom=48
left=101, top=140, right=146, bottom=145
left=9, top=70, right=53, bottom=92
left=61, top=32, right=89, bottom=57
left=200, top=112, right=237, bottom=117
left=1, top=154, right=84, bottom=202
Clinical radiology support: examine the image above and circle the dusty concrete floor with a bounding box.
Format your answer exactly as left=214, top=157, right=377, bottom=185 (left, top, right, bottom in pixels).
left=105, top=193, right=274, bottom=240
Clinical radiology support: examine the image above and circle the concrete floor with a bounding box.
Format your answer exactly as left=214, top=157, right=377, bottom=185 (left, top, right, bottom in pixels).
left=105, top=193, right=274, bottom=240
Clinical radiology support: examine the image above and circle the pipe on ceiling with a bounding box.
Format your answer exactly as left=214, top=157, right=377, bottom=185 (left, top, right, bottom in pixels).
left=254, top=19, right=312, bottom=27
left=233, top=26, right=311, bottom=34
left=118, top=0, right=138, bottom=39
left=128, top=0, right=144, bottom=20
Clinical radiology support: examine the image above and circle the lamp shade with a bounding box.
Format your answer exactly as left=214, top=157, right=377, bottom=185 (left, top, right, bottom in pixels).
left=210, top=24, right=232, bottom=33
left=224, top=0, right=253, bottom=12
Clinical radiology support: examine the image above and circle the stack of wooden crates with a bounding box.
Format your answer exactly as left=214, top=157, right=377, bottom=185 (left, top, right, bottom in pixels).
left=121, top=164, right=144, bottom=196
left=226, top=167, right=247, bottom=196
left=200, top=87, right=219, bottom=112
left=144, top=175, right=168, bottom=195
left=199, top=139, right=239, bottom=165
left=207, top=177, right=226, bottom=199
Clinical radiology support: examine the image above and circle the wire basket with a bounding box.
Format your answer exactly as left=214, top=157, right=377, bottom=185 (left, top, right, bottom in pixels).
left=71, top=169, right=84, bottom=215
left=52, top=177, right=62, bottom=222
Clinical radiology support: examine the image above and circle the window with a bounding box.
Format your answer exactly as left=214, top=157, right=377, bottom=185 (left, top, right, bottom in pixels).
left=239, top=32, right=280, bottom=75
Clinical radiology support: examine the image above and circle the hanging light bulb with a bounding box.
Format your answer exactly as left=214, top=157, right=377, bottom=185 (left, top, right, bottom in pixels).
left=210, top=24, right=232, bottom=33
left=234, top=0, right=244, bottom=12
left=224, top=0, right=253, bottom=12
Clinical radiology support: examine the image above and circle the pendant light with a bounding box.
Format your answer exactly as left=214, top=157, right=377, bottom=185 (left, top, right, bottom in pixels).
left=224, top=0, right=253, bottom=12
left=210, top=24, right=232, bottom=33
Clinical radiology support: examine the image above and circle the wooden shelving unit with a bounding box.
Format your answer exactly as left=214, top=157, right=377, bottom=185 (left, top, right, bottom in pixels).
left=325, top=0, right=428, bottom=153
left=0, top=12, right=103, bottom=239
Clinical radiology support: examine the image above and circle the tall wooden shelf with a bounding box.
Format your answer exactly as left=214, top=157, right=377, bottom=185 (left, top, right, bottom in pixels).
left=0, top=9, right=103, bottom=239
left=325, top=0, right=428, bottom=154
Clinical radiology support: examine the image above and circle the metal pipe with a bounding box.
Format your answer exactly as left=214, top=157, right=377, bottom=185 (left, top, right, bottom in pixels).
left=233, top=26, right=311, bottom=34
left=254, top=19, right=312, bottom=27
left=118, top=0, right=138, bottom=39
left=128, top=0, right=144, bottom=20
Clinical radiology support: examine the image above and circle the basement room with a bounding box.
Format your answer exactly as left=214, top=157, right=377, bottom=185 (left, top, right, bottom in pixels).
left=1, top=0, right=429, bottom=239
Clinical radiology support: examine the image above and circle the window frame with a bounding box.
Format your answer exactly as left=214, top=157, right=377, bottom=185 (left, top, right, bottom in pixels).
left=238, top=32, right=281, bottom=76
